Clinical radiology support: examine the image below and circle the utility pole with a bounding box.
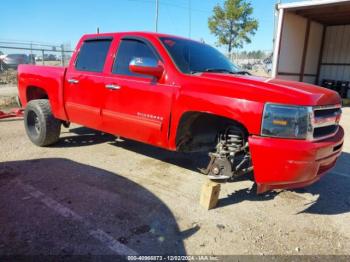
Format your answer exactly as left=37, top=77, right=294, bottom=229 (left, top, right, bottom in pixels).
left=189, top=0, right=191, bottom=38
left=273, top=0, right=282, bottom=45
left=155, top=0, right=159, bottom=32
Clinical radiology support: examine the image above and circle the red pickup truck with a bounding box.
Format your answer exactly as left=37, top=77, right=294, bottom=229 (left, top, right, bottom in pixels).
left=18, top=32, right=344, bottom=193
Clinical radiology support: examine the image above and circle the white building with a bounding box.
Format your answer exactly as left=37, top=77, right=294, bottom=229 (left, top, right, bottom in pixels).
left=272, top=0, right=350, bottom=88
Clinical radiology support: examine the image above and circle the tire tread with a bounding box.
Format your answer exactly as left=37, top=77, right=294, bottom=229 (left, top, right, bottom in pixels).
left=24, top=99, right=61, bottom=146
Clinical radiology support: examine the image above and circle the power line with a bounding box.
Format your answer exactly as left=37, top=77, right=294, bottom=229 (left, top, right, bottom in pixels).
left=127, top=0, right=210, bottom=13
left=0, top=39, right=63, bottom=48
left=161, top=0, right=209, bottom=13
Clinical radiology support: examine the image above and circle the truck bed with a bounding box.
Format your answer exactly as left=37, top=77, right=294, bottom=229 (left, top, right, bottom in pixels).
left=18, top=64, right=68, bottom=120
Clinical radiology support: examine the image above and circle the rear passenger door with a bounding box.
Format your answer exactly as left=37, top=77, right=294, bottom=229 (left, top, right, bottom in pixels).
left=65, top=37, right=112, bottom=130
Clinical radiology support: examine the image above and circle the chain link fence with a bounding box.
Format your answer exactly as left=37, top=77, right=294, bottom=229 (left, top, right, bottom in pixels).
left=0, top=41, right=73, bottom=85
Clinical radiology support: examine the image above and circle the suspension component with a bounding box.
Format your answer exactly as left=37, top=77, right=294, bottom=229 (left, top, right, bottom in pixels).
left=62, top=121, right=71, bottom=128
left=205, top=126, right=253, bottom=180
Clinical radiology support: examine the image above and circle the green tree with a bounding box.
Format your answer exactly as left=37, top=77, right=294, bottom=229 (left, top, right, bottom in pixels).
left=208, top=0, right=258, bottom=55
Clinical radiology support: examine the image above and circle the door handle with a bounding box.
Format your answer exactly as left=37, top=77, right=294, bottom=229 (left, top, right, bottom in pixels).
left=68, top=79, right=79, bottom=84
left=105, top=84, right=121, bottom=90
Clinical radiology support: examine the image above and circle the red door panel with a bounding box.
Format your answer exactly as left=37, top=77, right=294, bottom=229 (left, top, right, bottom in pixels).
left=64, top=72, right=105, bottom=129
left=102, top=75, right=174, bottom=147
left=64, top=37, right=113, bottom=130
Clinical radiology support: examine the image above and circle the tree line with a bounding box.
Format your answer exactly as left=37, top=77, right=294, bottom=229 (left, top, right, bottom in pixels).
left=233, top=50, right=270, bottom=60
left=208, top=0, right=259, bottom=55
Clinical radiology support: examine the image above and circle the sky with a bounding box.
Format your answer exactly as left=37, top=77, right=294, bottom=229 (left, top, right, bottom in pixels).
left=0, top=0, right=300, bottom=52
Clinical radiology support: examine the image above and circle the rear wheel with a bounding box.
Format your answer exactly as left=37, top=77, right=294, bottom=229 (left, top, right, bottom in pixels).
left=24, top=99, right=61, bottom=146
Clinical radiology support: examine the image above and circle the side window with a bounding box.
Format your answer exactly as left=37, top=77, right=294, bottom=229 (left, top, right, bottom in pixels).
left=75, top=39, right=112, bottom=72
left=112, top=39, right=158, bottom=77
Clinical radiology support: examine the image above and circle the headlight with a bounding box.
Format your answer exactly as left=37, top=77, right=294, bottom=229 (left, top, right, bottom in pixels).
left=261, top=103, right=312, bottom=139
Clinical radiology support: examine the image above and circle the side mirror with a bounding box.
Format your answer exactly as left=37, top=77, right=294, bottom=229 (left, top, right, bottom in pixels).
left=129, top=57, right=164, bottom=79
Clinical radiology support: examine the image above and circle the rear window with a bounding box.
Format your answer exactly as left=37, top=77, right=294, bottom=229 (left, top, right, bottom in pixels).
left=75, top=39, right=112, bottom=72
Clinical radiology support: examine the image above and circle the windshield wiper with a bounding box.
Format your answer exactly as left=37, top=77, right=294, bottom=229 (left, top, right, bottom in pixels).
left=204, top=68, right=236, bottom=74
left=190, top=68, right=252, bottom=76
left=235, top=70, right=252, bottom=76
left=205, top=69, right=252, bottom=76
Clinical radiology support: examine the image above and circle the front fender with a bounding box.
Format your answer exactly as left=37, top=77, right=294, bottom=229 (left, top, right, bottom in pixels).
left=168, top=91, right=264, bottom=150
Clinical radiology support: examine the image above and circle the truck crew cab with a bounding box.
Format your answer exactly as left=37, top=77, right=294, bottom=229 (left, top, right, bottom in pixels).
left=17, top=32, right=344, bottom=193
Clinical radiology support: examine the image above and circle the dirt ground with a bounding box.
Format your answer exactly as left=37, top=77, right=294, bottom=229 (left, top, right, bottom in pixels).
left=0, top=70, right=17, bottom=85
left=0, top=85, right=18, bottom=108
left=0, top=103, right=349, bottom=256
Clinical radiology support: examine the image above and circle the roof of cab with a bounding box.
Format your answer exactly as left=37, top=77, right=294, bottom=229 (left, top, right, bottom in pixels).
left=81, top=31, right=190, bottom=40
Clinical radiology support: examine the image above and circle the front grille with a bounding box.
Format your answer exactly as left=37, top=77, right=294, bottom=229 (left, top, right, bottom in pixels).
left=334, top=143, right=343, bottom=152
left=312, top=105, right=341, bottom=140
left=314, top=107, right=341, bottom=119
left=313, top=125, right=338, bottom=139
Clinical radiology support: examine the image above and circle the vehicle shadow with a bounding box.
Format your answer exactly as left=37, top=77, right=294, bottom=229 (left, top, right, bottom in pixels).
left=0, top=158, right=193, bottom=255
left=217, top=183, right=281, bottom=208
left=110, top=138, right=210, bottom=173
left=56, top=127, right=350, bottom=215
left=293, top=152, right=350, bottom=215
left=219, top=152, right=350, bottom=215
left=56, top=126, right=210, bottom=172
left=53, top=126, right=116, bottom=148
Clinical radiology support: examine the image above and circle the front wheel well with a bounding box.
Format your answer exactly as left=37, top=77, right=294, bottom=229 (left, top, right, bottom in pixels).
left=26, top=86, right=48, bottom=102
left=175, top=112, right=249, bottom=152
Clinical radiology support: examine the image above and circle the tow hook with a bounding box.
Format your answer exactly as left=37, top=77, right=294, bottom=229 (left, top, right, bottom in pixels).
left=62, top=121, right=70, bottom=128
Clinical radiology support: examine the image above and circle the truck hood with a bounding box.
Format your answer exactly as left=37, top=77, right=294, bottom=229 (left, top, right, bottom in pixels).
left=197, top=73, right=341, bottom=106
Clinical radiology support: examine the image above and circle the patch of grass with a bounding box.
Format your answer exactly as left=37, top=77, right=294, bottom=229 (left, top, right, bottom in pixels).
left=0, top=69, right=17, bottom=85
left=0, top=96, right=18, bottom=110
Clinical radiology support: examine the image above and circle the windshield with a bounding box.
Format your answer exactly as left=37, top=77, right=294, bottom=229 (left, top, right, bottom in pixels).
left=160, top=37, right=240, bottom=74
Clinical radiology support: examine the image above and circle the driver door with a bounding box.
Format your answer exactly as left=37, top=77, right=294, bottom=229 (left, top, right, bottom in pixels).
left=102, top=37, right=174, bottom=147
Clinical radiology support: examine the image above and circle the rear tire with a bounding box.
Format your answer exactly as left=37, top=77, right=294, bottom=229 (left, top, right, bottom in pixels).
left=24, top=99, right=61, bottom=146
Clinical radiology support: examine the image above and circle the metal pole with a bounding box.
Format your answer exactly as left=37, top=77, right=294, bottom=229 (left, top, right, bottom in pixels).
left=42, top=50, right=45, bottom=65
left=189, top=0, right=191, bottom=38
left=61, top=44, right=65, bottom=66
left=30, top=42, right=33, bottom=64
left=273, top=0, right=282, bottom=46
left=155, top=0, right=159, bottom=32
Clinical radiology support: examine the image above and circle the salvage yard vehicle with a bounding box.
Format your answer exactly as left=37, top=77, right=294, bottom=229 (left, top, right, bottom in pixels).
left=17, top=32, right=344, bottom=193
left=1, top=54, right=30, bottom=70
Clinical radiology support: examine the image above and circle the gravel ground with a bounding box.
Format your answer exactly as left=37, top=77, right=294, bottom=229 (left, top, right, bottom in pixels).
left=0, top=70, right=17, bottom=85
left=0, top=106, right=349, bottom=256
left=0, top=85, right=18, bottom=108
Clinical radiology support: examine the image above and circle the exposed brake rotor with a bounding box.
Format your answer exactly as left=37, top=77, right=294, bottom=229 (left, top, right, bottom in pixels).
left=204, top=126, right=253, bottom=180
